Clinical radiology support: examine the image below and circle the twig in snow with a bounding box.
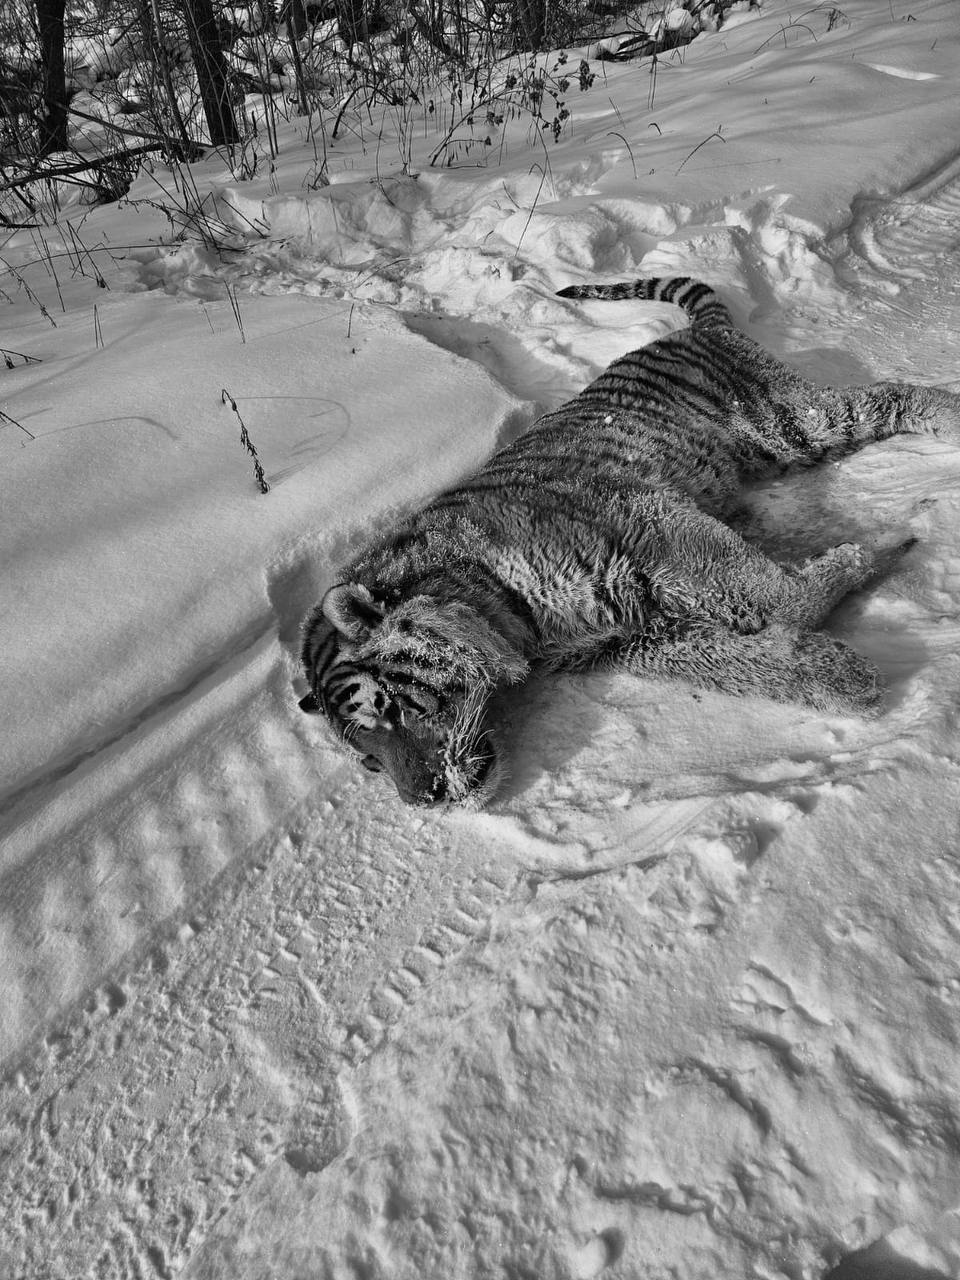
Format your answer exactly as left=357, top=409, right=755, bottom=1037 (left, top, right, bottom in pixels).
left=29, top=231, right=65, bottom=312
left=226, top=284, right=246, bottom=343
left=753, top=20, right=818, bottom=54
left=676, top=126, right=725, bottom=175
left=221, top=388, right=270, bottom=494
left=0, top=256, right=57, bottom=326
left=1, top=348, right=41, bottom=368
left=607, top=131, right=638, bottom=180
left=513, top=137, right=555, bottom=260
left=65, top=222, right=108, bottom=289
left=0, top=408, right=35, bottom=443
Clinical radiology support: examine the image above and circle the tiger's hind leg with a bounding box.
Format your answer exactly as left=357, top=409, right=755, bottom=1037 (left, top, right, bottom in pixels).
left=642, top=499, right=913, bottom=633
left=586, top=620, right=883, bottom=714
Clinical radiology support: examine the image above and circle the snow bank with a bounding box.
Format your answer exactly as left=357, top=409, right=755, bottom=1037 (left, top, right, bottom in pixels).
left=1, top=291, right=520, bottom=1057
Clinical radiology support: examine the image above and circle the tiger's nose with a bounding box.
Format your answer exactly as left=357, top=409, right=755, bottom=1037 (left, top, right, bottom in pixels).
left=397, top=773, right=447, bottom=807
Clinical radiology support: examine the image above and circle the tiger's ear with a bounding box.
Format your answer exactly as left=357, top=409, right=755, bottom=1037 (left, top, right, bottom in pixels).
left=321, top=582, right=384, bottom=643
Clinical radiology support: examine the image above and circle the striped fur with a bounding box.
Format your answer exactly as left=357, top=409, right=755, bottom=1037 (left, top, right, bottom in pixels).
left=300, top=276, right=960, bottom=807
left=556, top=276, right=734, bottom=331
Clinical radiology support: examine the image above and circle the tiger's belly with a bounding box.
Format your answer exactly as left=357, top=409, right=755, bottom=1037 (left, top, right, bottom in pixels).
left=488, top=531, right=655, bottom=659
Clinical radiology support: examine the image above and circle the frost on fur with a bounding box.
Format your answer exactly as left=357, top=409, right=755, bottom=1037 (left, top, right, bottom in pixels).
left=300, top=277, right=960, bottom=808
left=439, top=683, right=504, bottom=809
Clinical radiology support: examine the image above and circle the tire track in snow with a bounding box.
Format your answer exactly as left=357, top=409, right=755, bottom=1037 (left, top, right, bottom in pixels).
left=0, top=706, right=535, bottom=1280
left=0, top=714, right=748, bottom=1279
left=168, top=787, right=783, bottom=1279
left=338, top=861, right=517, bottom=1067
left=0, top=613, right=275, bottom=843
left=823, top=146, right=960, bottom=390
left=842, top=148, right=960, bottom=280
left=0, top=637, right=321, bottom=1068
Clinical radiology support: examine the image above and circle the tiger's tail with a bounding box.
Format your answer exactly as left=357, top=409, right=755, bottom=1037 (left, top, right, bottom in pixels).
left=556, top=276, right=734, bottom=332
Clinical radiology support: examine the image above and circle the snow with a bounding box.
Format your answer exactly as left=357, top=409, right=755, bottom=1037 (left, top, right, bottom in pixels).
left=3, top=1, right=960, bottom=1276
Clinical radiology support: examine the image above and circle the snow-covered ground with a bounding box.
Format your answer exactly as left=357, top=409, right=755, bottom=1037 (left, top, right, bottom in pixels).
left=3, top=1, right=960, bottom=1275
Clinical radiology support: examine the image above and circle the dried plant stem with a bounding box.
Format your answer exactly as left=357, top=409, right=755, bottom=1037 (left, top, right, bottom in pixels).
left=220, top=388, right=270, bottom=494
left=0, top=408, right=35, bottom=443
left=1, top=348, right=41, bottom=368
left=65, top=222, right=108, bottom=288
left=513, top=139, right=554, bottom=259
left=226, top=284, right=245, bottom=343
left=607, top=130, right=637, bottom=180
left=676, top=126, right=725, bottom=175
left=0, top=256, right=57, bottom=326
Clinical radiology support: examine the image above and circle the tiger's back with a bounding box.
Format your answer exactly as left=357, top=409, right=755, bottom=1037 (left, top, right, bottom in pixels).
left=500, top=277, right=932, bottom=515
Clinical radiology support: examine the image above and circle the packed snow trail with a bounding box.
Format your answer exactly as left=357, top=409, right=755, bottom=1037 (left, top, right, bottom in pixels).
left=0, top=294, right=522, bottom=1063
left=840, top=148, right=960, bottom=284
left=822, top=147, right=960, bottom=396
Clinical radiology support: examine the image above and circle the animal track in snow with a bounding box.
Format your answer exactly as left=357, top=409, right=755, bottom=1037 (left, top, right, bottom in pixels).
left=734, top=962, right=831, bottom=1027
left=567, top=1228, right=625, bottom=1279
left=642, top=793, right=805, bottom=933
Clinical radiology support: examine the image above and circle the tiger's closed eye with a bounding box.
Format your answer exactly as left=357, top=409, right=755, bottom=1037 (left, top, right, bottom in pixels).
left=361, top=754, right=384, bottom=773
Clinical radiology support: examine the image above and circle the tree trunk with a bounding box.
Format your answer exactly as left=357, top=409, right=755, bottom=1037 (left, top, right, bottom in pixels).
left=513, top=0, right=548, bottom=52
left=336, top=0, right=369, bottom=48
left=282, top=0, right=309, bottom=115
left=283, top=0, right=307, bottom=41
left=136, top=0, right=194, bottom=152
left=182, top=0, right=240, bottom=145
left=35, top=0, right=68, bottom=154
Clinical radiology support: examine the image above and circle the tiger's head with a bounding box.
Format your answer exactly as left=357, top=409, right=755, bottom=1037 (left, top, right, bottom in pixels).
left=299, top=582, right=528, bottom=808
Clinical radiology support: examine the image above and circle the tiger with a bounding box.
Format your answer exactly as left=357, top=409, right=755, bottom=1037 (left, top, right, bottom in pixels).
left=299, top=276, right=960, bottom=808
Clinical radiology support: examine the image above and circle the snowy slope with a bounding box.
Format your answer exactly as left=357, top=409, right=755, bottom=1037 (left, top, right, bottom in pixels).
left=3, top=1, right=960, bottom=1277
